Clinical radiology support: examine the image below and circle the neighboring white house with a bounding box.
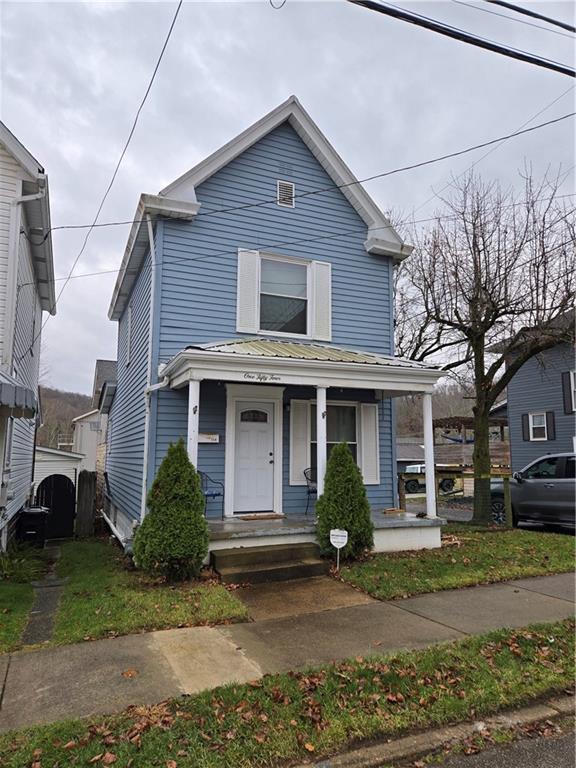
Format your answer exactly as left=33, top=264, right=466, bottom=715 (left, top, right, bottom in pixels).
left=72, top=409, right=100, bottom=472
left=0, top=121, right=55, bottom=548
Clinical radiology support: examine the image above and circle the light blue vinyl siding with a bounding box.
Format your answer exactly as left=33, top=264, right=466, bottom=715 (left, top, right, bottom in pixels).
left=106, top=253, right=152, bottom=523
left=157, top=122, right=394, bottom=362
left=153, top=382, right=226, bottom=519
left=281, top=387, right=395, bottom=514
left=6, top=229, right=42, bottom=522
left=507, top=344, right=575, bottom=471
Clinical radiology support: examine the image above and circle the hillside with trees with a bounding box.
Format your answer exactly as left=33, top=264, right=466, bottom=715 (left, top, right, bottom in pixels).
left=37, top=387, right=92, bottom=449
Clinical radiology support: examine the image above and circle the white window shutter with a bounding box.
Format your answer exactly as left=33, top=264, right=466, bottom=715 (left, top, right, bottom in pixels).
left=311, top=261, right=332, bottom=341
left=360, top=403, right=380, bottom=485
left=236, top=249, right=260, bottom=333
left=290, top=401, right=310, bottom=485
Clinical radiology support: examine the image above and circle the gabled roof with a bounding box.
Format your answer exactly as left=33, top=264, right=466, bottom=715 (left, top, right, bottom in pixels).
left=91, top=359, right=117, bottom=408
left=0, top=121, right=56, bottom=313
left=109, top=97, right=412, bottom=321
left=161, top=96, right=410, bottom=261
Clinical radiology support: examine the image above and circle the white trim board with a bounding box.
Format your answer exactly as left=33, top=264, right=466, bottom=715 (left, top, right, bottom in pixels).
left=224, top=384, right=284, bottom=518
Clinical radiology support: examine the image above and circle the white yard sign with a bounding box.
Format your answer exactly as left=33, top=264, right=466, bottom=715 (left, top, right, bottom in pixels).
left=330, top=528, right=348, bottom=571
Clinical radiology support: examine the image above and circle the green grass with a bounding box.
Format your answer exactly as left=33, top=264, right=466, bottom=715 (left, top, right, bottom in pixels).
left=0, top=546, right=49, bottom=653
left=0, top=583, right=34, bottom=654
left=340, top=527, right=575, bottom=601
left=51, top=539, right=248, bottom=645
left=0, top=619, right=572, bottom=767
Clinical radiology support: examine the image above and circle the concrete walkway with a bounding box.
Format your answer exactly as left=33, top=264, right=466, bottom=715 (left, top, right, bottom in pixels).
left=0, top=572, right=573, bottom=733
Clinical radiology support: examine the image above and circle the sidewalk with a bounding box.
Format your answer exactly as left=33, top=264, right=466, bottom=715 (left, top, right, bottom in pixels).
left=0, top=572, right=573, bottom=733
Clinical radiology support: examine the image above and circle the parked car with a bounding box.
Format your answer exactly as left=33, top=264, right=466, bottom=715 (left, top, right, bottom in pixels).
left=404, top=464, right=455, bottom=495
left=491, top=453, right=575, bottom=530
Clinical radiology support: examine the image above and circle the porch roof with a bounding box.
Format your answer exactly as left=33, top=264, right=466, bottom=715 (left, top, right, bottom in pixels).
left=159, top=338, right=443, bottom=394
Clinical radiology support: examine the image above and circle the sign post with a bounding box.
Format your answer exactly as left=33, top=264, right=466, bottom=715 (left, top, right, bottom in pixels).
left=330, top=528, right=348, bottom=572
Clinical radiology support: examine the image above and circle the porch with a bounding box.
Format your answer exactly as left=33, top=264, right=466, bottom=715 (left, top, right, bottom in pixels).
left=157, top=338, right=442, bottom=512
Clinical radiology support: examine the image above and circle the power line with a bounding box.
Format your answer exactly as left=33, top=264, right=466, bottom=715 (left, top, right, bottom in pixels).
left=26, top=111, right=576, bottom=247
left=484, top=0, right=576, bottom=34
left=45, top=0, right=183, bottom=317
left=27, top=0, right=182, bottom=363
left=18, top=194, right=574, bottom=292
left=406, top=86, right=575, bottom=225
left=347, top=0, right=575, bottom=76
left=451, top=0, right=574, bottom=40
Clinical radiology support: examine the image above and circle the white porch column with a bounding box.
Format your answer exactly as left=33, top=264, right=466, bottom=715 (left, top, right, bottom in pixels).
left=422, top=393, right=437, bottom=518
left=316, top=386, right=327, bottom=496
left=187, top=379, right=200, bottom=467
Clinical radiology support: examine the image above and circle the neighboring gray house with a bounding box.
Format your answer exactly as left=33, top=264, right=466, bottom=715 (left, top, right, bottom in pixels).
left=505, top=342, right=575, bottom=471
left=0, top=122, right=55, bottom=547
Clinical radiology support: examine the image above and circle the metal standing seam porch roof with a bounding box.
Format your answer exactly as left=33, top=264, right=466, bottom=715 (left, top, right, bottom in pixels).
left=188, top=338, right=435, bottom=368
left=0, top=370, right=36, bottom=418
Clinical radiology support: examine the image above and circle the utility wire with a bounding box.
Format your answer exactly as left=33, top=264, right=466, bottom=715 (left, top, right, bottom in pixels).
left=25, top=111, right=576, bottom=246
left=44, top=0, right=183, bottom=318
left=18, top=194, right=574, bottom=292
left=451, top=0, right=574, bottom=40
left=347, top=0, right=575, bottom=76
left=484, top=0, right=576, bottom=34
left=405, top=86, right=575, bottom=226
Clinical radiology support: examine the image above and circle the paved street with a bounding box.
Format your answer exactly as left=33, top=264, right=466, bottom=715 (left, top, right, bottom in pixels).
left=437, top=732, right=575, bottom=768
left=0, top=571, right=573, bottom=733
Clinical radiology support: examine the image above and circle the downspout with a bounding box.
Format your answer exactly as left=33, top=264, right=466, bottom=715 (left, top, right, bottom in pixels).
left=4, top=182, right=47, bottom=372
left=140, top=213, right=161, bottom=521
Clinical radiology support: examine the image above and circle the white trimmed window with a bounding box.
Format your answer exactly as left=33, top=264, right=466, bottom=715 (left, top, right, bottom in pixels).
left=236, top=249, right=331, bottom=341
left=571, top=371, right=576, bottom=412
left=289, top=400, right=380, bottom=486
left=529, top=412, right=547, bottom=441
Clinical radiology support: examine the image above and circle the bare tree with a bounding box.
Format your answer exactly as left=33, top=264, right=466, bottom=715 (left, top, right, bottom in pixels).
left=395, top=170, right=575, bottom=523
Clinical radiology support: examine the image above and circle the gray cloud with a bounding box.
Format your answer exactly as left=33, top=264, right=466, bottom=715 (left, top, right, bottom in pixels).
left=2, top=0, right=573, bottom=392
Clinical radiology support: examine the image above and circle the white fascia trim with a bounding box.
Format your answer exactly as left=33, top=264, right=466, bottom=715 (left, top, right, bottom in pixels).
left=159, top=95, right=410, bottom=256
left=365, top=236, right=414, bottom=263
left=35, top=446, right=85, bottom=460
left=108, top=194, right=200, bottom=320
left=163, top=349, right=443, bottom=393
left=0, top=122, right=44, bottom=178
left=71, top=409, right=100, bottom=422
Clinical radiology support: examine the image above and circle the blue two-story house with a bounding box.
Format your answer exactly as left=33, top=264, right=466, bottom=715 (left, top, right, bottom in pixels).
left=103, top=97, right=443, bottom=558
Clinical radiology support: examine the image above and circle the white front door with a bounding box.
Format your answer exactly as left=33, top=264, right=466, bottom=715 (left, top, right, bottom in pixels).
left=234, top=402, right=275, bottom=513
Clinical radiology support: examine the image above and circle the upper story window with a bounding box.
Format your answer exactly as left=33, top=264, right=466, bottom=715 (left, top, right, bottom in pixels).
left=260, top=257, right=308, bottom=335
left=528, top=412, right=547, bottom=441
left=236, top=249, right=331, bottom=341
left=570, top=371, right=575, bottom=412
left=277, top=180, right=295, bottom=208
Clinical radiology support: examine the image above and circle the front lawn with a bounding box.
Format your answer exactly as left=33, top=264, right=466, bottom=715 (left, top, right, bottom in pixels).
left=0, top=618, right=572, bottom=767
left=51, top=539, right=248, bottom=645
left=340, top=527, right=574, bottom=601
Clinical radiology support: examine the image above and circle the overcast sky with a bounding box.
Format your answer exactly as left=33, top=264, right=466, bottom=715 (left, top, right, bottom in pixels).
left=1, top=0, right=573, bottom=394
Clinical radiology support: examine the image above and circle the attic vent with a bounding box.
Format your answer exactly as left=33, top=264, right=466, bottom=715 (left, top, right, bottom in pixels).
left=277, top=180, right=295, bottom=208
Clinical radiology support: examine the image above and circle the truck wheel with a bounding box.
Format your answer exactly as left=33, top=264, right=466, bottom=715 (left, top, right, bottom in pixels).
left=439, top=478, right=454, bottom=493
left=405, top=479, right=419, bottom=494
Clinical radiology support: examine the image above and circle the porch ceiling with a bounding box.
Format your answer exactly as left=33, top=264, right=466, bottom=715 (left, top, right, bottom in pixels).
left=159, top=339, right=442, bottom=394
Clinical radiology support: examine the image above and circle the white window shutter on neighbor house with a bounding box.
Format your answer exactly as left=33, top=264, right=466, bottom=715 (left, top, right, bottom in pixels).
left=236, top=249, right=260, bottom=333
left=360, top=404, right=380, bottom=485
left=290, top=401, right=309, bottom=485
left=311, top=261, right=332, bottom=341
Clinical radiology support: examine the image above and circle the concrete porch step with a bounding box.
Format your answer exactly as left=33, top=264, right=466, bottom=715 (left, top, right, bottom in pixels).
left=211, top=542, right=330, bottom=584
left=216, top=557, right=330, bottom=585
left=211, top=542, right=321, bottom=569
